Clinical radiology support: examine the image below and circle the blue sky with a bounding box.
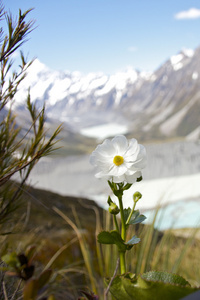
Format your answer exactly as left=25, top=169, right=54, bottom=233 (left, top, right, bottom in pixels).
left=5, top=0, right=200, bottom=74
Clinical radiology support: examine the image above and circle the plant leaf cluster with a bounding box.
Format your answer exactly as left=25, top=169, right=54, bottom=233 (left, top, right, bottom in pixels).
left=1, top=246, right=54, bottom=299
left=105, top=271, right=200, bottom=300
left=0, top=2, right=62, bottom=227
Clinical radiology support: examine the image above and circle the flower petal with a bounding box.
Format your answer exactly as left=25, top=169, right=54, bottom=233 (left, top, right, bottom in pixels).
left=124, top=138, right=139, bottom=157
left=98, top=139, right=116, bottom=156
left=124, top=171, right=142, bottom=183
left=95, top=171, right=112, bottom=180
left=90, top=151, right=113, bottom=168
left=112, top=174, right=126, bottom=183
left=129, top=145, right=147, bottom=169
left=106, top=164, right=127, bottom=177
left=111, top=135, right=128, bottom=155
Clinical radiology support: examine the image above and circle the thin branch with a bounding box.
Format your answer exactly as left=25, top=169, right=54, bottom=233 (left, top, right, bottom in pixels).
left=104, top=258, right=120, bottom=300
left=10, top=278, right=22, bottom=300
left=2, top=281, right=9, bottom=300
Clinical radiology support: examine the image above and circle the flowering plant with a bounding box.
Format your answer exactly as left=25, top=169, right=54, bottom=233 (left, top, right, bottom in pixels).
left=90, top=135, right=199, bottom=300
left=90, top=135, right=147, bottom=274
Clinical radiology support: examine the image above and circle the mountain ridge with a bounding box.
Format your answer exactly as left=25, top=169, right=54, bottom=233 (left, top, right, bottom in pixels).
left=12, top=46, right=200, bottom=143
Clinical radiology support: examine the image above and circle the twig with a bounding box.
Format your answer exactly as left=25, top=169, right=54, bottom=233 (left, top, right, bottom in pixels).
left=10, top=279, right=22, bottom=300
left=104, top=258, right=120, bottom=300
left=2, top=281, right=8, bottom=300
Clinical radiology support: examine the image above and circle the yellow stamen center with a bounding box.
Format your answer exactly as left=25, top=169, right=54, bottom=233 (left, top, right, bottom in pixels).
left=113, top=155, right=124, bottom=166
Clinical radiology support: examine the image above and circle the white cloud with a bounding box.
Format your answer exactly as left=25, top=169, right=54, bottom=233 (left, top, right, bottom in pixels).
left=175, top=8, right=200, bottom=19
left=127, top=46, right=137, bottom=52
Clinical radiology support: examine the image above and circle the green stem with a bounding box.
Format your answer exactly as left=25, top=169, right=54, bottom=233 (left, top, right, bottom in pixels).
left=118, top=195, right=126, bottom=273
left=119, top=252, right=126, bottom=274
left=126, top=201, right=137, bottom=225
left=114, top=215, right=119, bottom=233
left=118, top=196, right=126, bottom=240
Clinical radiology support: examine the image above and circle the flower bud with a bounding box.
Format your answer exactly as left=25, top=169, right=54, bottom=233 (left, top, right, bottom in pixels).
left=133, top=191, right=142, bottom=203
left=109, top=202, right=120, bottom=215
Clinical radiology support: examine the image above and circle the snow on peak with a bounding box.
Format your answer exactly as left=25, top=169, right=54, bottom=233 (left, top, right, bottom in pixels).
left=95, top=67, right=138, bottom=97
left=170, top=53, right=183, bottom=65
left=12, top=58, right=145, bottom=110
left=192, top=72, right=199, bottom=80
left=170, top=53, right=185, bottom=71
left=182, top=48, right=194, bottom=58
left=170, top=49, right=194, bottom=71
left=30, top=58, right=49, bottom=73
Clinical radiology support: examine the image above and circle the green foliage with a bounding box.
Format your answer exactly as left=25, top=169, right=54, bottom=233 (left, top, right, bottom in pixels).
left=126, top=236, right=140, bottom=247
left=141, top=270, right=190, bottom=285
left=23, top=270, right=53, bottom=300
left=98, top=231, right=128, bottom=252
left=0, top=1, right=62, bottom=229
left=99, top=181, right=147, bottom=274
left=0, top=2, right=63, bottom=299
left=105, top=271, right=199, bottom=300
left=1, top=251, right=20, bottom=268
left=97, top=179, right=200, bottom=299
left=97, top=231, right=140, bottom=252
left=1, top=246, right=54, bottom=299
left=0, top=184, right=199, bottom=299
left=124, top=209, right=146, bottom=225
left=0, top=5, right=34, bottom=109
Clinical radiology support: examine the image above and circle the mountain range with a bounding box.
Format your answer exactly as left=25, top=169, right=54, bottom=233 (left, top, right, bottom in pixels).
left=13, top=46, right=200, bottom=143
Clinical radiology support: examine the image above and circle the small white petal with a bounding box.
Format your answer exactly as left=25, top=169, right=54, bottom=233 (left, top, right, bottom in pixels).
left=124, top=171, right=141, bottom=183
left=90, top=151, right=112, bottom=166
left=98, top=139, right=116, bottom=156
left=124, top=168, right=137, bottom=175
left=112, top=174, right=126, bottom=183
left=106, top=164, right=127, bottom=177
left=124, top=138, right=139, bottom=157
left=130, top=145, right=147, bottom=169
left=95, top=171, right=111, bottom=180
left=111, top=135, right=128, bottom=155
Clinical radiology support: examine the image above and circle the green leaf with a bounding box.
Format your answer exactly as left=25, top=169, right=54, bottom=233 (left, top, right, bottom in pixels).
left=106, top=272, right=200, bottom=300
left=141, top=271, right=190, bottom=286
left=124, top=208, right=131, bottom=223
left=128, top=210, right=146, bottom=225
left=126, top=236, right=140, bottom=246
left=107, top=196, right=113, bottom=205
left=108, top=180, right=114, bottom=191
left=105, top=276, right=133, bottom=300
left=37, top=269, right=52, bottom=290
left=136, top=176, right=143, bottom=182
left=1, top=252, right=20, bottom=269
left=25, top=245, right=37, bottom=262
left=97, top=231, right=127, bottom=252
left=123, top=183, right=132, bottom=191
left=23, top=279, right=38, bottom=300
left=97, top=231, right=116, bottom=244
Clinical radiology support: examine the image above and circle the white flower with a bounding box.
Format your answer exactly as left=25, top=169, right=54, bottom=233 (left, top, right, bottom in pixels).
left=90, top=135, right=147, bottom=183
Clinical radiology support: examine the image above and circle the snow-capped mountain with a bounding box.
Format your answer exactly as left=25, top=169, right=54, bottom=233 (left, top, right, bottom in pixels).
left=122, top=47, right=200, bottom=141
left=13, top=46, right=200, bottom=142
